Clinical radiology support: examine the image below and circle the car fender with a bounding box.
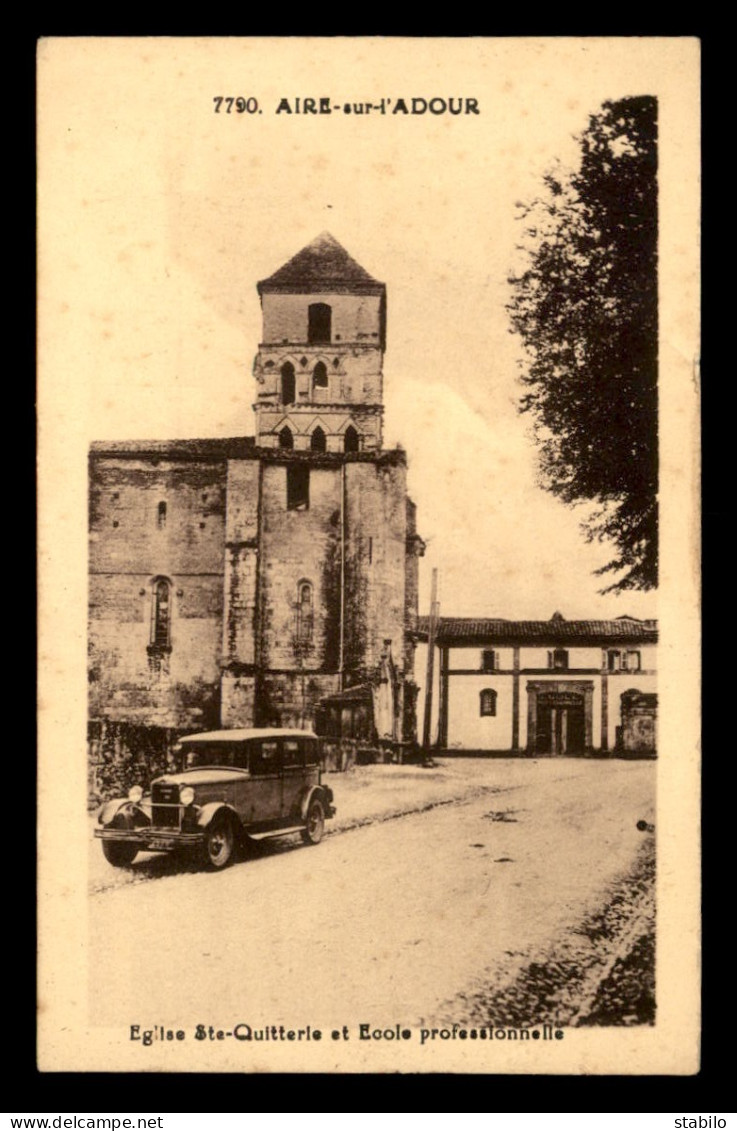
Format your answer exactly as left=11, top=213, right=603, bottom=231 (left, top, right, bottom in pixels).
left=300, top=785, right=329, bottom=822
left=98, top=798, right=147, bottom=828
left=195, top=802, right=242, bottom=832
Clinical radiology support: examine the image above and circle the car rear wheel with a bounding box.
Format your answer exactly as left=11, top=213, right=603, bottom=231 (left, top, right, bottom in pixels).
left=301, top=797, right=325, bottom=845
left=102, top=840, right=138, bottom=868
left=204, top=817, right=236, bottom=869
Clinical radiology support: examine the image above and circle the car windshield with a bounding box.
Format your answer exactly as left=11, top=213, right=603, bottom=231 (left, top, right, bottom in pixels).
left=180, top=743, right=243, bottom=768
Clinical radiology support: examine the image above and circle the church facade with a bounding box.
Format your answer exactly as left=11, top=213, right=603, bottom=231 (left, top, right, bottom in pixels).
left=88, top=234, right=424, bottom=794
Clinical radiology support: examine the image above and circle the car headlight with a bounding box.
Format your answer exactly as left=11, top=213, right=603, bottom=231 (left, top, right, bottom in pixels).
left=128, top=785, right=144, bottom=803
left=179, top=785, right=195, bottom=806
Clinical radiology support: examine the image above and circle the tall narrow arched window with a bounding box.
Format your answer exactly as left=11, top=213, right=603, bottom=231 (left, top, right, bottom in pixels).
left=278, top=426, right=293, bottom=449
left=308, top=303, right=331, bottom=344
left=280, top=362, right=295, bottom=405
left=480, top=688, right=497, bottom=717
left=344, top=425, right=359, bottom=453
left=296, top=580, right=314, bottom=644
left=313, top=361, right=328, bottom=389
left=151, top=578, right=172, bottom=650
left=311, top=426, right=326, bottom=453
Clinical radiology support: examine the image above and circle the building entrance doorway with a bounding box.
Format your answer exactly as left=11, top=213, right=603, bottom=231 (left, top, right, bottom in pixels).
left=526, top=680, right=593, bottom=756
left=535, top=699, right=585, bottom=755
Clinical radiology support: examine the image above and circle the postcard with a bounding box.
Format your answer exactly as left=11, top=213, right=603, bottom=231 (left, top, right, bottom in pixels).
left=37, top=36, right=700, bottom=1074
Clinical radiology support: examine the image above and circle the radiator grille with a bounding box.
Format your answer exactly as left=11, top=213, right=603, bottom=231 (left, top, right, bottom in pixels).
left=151, top=782, right=181, bottom=829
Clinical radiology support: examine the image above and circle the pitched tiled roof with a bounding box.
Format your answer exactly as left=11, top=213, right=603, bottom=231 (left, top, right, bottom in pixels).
left=257, top=232, right=385, bottom=295
left=415, top=616, right=658, bottom=644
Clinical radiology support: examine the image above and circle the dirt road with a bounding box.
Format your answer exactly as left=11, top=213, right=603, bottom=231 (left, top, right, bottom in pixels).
left=89, top=759, right=654, bottom=1030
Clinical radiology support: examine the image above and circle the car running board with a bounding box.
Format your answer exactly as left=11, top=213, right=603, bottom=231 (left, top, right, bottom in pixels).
left=247, top=824, right=306, bottom=841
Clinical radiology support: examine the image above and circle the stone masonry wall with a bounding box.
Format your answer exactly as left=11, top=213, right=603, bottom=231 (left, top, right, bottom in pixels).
left=89, top=457, right=226, bottom=730
left=261, top=292, right=382, bottom=345
left=343, top=457, right=408, bottom=678
left=222, top=459, right=260, bottom=666
left=257, top=672, right=341, bottom=730
left=219, top=458, right=260, bottom=726
left=258, top=462, right=342, bottom=673
left=220, top=671, right=257, bottom=728
left=254, top=452, right=409, bottom=725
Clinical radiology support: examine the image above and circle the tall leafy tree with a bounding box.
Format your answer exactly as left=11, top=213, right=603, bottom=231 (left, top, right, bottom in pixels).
left=508, top=96, right=658, bottom=592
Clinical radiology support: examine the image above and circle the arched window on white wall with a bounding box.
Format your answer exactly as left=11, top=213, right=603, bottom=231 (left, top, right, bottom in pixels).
left=480, top=688, right=497, bottom=717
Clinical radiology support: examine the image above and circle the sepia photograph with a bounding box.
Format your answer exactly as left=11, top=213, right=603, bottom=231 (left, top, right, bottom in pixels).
left=37, top=36, right=700, bottom=1074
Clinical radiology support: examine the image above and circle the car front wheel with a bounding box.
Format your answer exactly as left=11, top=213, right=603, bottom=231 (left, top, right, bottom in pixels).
left=301, top=797, right=325, bottom=845
left=204, top=817, right=236, bottom=869
left=102, top=840, right=138, bottom=868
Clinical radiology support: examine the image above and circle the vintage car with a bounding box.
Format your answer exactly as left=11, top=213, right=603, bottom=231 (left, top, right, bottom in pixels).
left=94, top=728, right=336, bottom=870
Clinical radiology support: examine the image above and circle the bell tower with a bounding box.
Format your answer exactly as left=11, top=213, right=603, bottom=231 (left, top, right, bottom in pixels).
left=253, top=232, right=386, bottom=453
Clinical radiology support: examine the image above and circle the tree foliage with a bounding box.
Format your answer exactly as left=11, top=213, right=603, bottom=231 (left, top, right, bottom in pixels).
left=508, top=96, right=658, bottom=592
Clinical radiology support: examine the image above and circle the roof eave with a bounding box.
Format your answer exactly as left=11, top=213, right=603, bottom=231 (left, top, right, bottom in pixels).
left=257, top=280, right=385, bottom=297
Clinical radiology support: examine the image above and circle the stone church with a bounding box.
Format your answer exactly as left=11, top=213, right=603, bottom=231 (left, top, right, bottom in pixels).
left=88, top=233, right=425, bottom=792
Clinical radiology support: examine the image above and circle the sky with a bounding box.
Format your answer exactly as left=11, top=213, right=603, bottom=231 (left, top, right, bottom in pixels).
left=39, top=37, right=700, bottom=622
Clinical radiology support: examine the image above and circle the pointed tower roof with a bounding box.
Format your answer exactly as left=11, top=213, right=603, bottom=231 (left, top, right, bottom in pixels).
left=257, top=232, right=385, bottom=295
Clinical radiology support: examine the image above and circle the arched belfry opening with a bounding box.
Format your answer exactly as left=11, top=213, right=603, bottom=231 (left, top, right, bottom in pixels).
left=281, top=362, right=295, bottom=405
left=344, top=425, right=359, bottom=453
left=313, top=361, right=328, bottom=389
left=278, top=426, right=293, bottom=449
left=308, top=303, right=331, bottom=345
left=311, top=426, right=327, bottom=453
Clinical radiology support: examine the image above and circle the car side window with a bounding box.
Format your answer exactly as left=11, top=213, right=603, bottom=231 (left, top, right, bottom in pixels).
left=304, top=739, right=318, bottom=766
left=233, top=744, right=250, bottom=770
left=282, top=740, right=303, bottom=769
left=250, top=740, right=279, bottom=776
